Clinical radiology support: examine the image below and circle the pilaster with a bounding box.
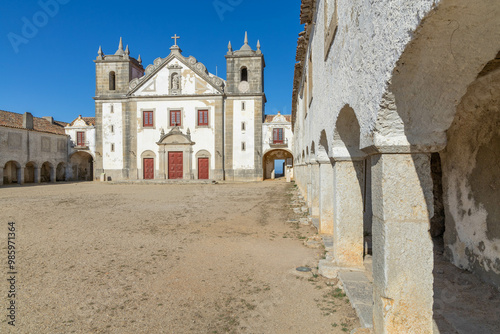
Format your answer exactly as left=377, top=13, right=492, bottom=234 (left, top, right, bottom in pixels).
left=310, top=161, right=320, bottom=217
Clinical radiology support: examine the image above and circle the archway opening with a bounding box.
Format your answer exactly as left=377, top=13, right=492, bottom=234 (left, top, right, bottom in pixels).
left=70, top=152, right=94, bottom=181
left=56, top=163, right=66, bottom=182
left=41, top=162, right=52, bottom=183
left=263, top=149, right=293, bottom=180
left=25, top=162, right=36, bottom=183
left=3, top=161, right=21, bottom=184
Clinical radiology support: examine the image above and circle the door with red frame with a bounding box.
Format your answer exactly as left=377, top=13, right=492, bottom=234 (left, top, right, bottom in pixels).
left=143, top=158, right=154, bottom=180
left=168, top=152, right=183, bottom=179
left=198, top=158, right=209, bottom=180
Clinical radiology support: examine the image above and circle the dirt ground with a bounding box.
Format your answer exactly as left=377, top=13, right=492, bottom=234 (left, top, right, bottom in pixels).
left=0, top=181, right=359, bottom=334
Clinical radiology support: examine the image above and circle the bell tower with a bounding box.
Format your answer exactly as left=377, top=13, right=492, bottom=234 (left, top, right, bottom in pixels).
left=94, top=37, right=144, bottom=97
left=225, top=32, right=266, bottom=181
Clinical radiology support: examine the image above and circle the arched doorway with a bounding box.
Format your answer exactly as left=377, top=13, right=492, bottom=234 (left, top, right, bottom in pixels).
left=3, top=161, right=21, bottom=184
left=41, top=162, right=53, bottom=183
left=263, top=149, right=293, bottom=180
left=25, top=162, right=36, bottom=183
left=56, top=162, right=66, bottom=182
left=70, top=152, right=94, bottom=181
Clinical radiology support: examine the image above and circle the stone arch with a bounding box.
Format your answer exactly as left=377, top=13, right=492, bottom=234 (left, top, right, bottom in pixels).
left=240, top=66, right=248, bottom=82
left=24, top=161, right=37, bottom=184
left=441, top=67, right=500, bottom=289
left=263, top=149, right=293, bottom=180
left=3, top=161, right=21, bottom=185
left=56, top=162, right=66, bottom=182
left=109, top=71, right=116, bottom=91
left=70, top=152, right=94, bottom=181
left=374, top=0, right=500, bottom=150
left=41, top=162, right=53, bottom=183
left=333, top=105, right=365, bottom=160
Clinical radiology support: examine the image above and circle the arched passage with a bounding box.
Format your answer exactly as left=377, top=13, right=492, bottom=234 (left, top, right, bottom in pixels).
left=3, top=161, right=21, bottom=184
left=70, top=152, right=94, bottom=181
left=41, top=162, right=53, bottom=183
left=263, top=149, right=293, bottom=180
left=56, top=162, right=66, bottom=182
left=25, top=162, right=36, bottom=183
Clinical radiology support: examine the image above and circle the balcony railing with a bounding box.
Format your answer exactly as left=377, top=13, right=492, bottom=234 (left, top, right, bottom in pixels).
left=72, top=141, right=90, bottom=149
left=269, top=138, right=288, bottom=147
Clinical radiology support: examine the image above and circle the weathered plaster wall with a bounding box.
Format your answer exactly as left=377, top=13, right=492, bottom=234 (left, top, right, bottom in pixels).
left=102, top=102, right=124, bottom=171
left=442, top=69, right=500, bottom=289
left=232, top=99, right=255, bottom=170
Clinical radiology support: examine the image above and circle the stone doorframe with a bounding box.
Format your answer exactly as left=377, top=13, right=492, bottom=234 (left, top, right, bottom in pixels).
left=156, top=127, right=196, bottom=180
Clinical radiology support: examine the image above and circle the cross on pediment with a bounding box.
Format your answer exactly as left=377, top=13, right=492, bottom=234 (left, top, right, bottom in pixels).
left=171, top=34, right=180, bottom=46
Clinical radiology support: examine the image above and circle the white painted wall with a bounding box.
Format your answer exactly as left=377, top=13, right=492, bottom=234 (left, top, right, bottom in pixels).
left=232, top=99, right=255, bottom=169
left=262, top=116, right=293, bottom=155
left=65, top=121, right=96, bottom=158
left=135, top=99, right=216, bottom=171
left=102, top=103, right=124, bottom=170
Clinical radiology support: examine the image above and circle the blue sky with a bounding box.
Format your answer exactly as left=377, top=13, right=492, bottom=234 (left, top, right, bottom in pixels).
left=0, top=0, right=302, bottom=123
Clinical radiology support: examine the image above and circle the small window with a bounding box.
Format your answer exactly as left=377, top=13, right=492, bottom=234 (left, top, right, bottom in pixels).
left=170, top=110, right=181, bottom=127
left=109, top=72, right=116, bottom=91
left=241, top=67, right=248, bottom=82
left=241, top=122, right=246, bottom=131
left=77, top=131, right=85, bottom=146
left=143, top=111, right=154, bottom=127
left=110, top=104, right=114, bottom=113
left=273, top=128, right=284, bottom=144
left=198, top=109, right=209, bottom=126
left=241, top=142, right=246, bottom=151
left=111, top=143, right=115, bottom=152
left=110, top=125, right=114, bottom=133
left=242, top=102, right=246, bottom=111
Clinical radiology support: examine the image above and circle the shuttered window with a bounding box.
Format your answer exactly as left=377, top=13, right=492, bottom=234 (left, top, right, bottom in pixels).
left=198, top=109, right=209, bottom=126
left=273, top=128, right=284, bottom=143
left=143, top=111, right=154, bottom=127
left=170, top=110, right=181, bottom=126
left=77, top=131, right=85, bottom=146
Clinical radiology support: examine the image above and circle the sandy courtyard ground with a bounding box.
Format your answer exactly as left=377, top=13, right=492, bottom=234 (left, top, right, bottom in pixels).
left=0, top=181, right=358, bottom=333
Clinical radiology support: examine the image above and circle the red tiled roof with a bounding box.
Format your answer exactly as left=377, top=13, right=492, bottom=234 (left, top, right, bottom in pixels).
left=264, top=114, right=292, bottom=123
left=0, top=110, right=67, bottom=135
left=69, top=116, right=96, bottom=126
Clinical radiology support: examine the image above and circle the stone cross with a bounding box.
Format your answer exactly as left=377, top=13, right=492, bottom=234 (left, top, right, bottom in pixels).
left=171, top=34, right=180, bottom=46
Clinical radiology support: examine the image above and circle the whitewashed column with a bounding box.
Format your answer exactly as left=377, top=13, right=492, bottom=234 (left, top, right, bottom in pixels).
left=371, top=152, right=434, bottom=333
left=310, top=160, right=320, bottom=217
left=318, top=160, right=334, bottom=234
left=332, top=157, right=365, bottom=267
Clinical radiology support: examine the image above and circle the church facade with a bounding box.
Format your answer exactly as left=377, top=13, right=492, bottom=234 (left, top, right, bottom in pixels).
left=93, top=34, right=265, bottom=181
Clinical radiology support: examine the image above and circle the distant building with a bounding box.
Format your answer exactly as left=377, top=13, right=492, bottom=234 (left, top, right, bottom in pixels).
left=0, top=110, right=69, bottom=185
left=93, top=34, right=265, bottom=181
left=65, top=115, right=96, bottom=181
left=262, top=112, right=293, bottom=179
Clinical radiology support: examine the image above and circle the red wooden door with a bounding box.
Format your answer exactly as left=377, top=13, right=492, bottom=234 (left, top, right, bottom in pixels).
left=143, top=158, right=154, bottom=180
left=198, top=158, right=209, bottom=180
left=168, top=152, right=183, bottom=179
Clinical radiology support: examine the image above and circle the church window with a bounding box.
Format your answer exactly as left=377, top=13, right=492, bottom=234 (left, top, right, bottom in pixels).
left=170, top=110, right=181, bottom=127
left=198, top=109, right=209, bottom=126
left=77, top=131, right=85, bottom=146
left=273, top=128, right=284, bottom=144
left=241, top=122, right=246, bottom=131
left=110, top=104, right=114, bottom=113
left=109, top=72, right=116, bottom=91
left=111, top=143, right=115, bottom=152
left=110, top=125, right=114, bottom=133
left=143, top=111, right=154, bottom=127
left=241, top=142, right=246, bottom=151
left=242, top=102, right=246, bottom=110
left=241, top=67, right=248, bottom=82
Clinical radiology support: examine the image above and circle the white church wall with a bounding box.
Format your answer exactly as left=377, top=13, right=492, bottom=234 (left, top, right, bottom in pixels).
left=102, top=103, right=124, bottom=170
left=232, top=99, right=255, bottom=170
left=136, top=99, right=216, bottom=173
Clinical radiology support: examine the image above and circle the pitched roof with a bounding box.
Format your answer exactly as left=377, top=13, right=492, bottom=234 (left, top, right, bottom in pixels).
left=68, top=116, right=96, bottom=126
left=0, top=110, right=67, bottom=135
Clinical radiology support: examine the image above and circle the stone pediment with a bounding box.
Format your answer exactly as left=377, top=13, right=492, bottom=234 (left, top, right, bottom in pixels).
left=157, top=127, right=195, bottom=145
left=129, top=52, right=225, bottom=95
